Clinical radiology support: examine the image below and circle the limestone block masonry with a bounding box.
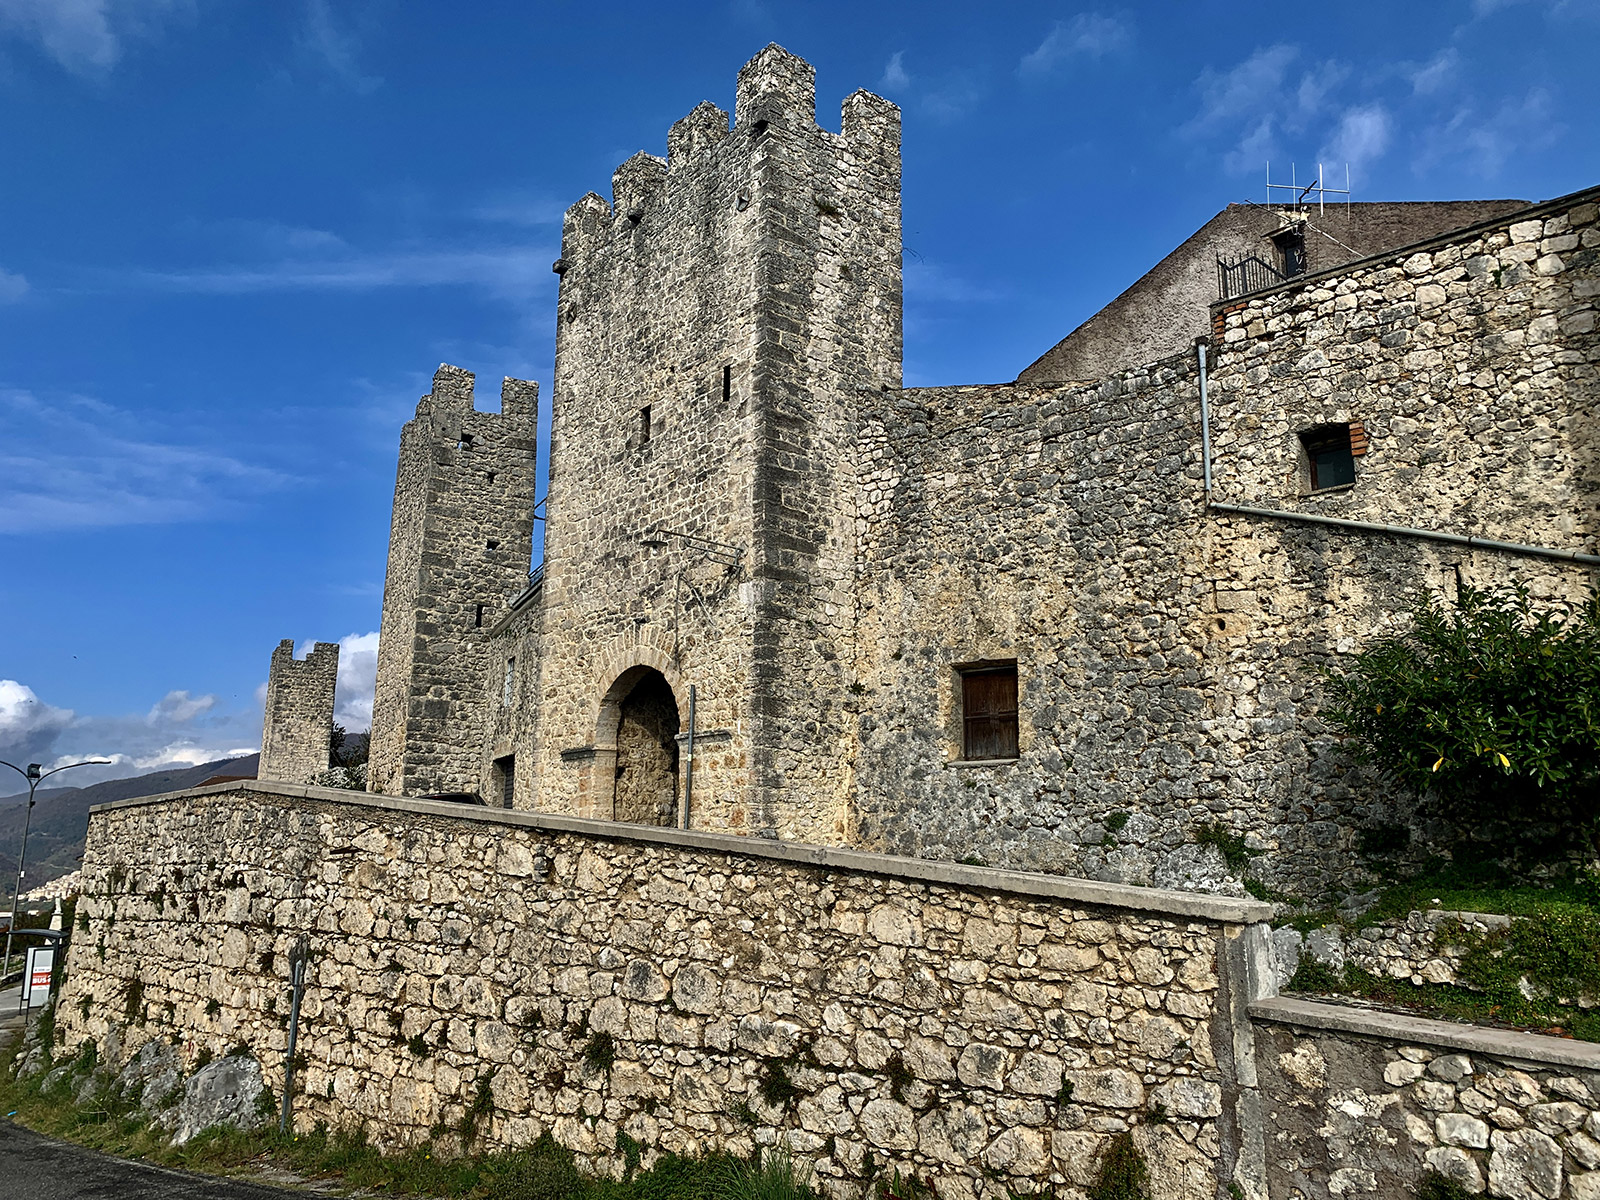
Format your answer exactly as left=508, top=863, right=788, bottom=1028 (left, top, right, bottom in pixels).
left=57, top=783, right=1274, bottom=1200
left=259, top=639, right=339, bottom=785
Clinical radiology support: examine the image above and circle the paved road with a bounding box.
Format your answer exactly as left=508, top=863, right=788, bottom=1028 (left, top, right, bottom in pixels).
left=0, top=1124, right=316, bottom=1198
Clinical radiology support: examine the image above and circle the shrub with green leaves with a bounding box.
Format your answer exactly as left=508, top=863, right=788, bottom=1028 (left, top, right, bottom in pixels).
left=1322, top=584, right=1600, bottom=861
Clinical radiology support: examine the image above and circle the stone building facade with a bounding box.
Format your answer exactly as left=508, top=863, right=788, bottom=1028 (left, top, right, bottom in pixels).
left=258, top=639, right=339, bottom=784
left=363, top=43, right=1599, bottom=900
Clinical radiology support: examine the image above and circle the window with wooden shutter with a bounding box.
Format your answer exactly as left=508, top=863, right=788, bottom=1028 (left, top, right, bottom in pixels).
left=961, top=665, right=1018, bottom=760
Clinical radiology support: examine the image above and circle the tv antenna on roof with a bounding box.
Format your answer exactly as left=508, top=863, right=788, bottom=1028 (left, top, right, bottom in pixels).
left=1266, top=162, right=1351, bottom=216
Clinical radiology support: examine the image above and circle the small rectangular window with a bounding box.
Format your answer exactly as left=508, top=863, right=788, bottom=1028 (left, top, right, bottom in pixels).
left=503, top=657, right=516, bottom=708
left=722, top=365, right=732, bottom=403
left=1301, top=424, right=1357, bottom=491
left=960, top=665, right=1018, bottom=760
left=639, top=405, right=651, bottom=446
left=474, top=603, right=485, bottom=628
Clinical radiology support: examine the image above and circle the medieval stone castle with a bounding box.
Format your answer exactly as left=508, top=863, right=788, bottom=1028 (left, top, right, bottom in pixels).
left=259, top=43, right=1598, bottom=901
left=60, top=45, right=1600, bottom=1199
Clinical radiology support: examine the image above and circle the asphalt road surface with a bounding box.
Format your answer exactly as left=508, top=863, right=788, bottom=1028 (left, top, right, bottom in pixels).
left=0, top=1123, right=315, bottom=1198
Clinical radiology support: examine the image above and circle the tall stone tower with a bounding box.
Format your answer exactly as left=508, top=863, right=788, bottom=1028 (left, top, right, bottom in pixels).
left=533, top=44, right=901, bottom=837
left=367, top=366, right=538, bottom=796
left=259, top=639, right=339, bottom=784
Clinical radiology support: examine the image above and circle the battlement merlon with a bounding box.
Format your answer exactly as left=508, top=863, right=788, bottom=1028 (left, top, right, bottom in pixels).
left=269, top=639, right=340, bottom=674
left=413, top=365, right=537, bottom=425
left=555, top=46, right=899, bottom=264
left=501, top=377, right=538, bottom=420
left=735, top=42, right=814, bottom=132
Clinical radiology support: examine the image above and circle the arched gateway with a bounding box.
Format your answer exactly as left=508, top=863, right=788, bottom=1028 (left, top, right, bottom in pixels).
left=596, top=666, right=680, bottom=826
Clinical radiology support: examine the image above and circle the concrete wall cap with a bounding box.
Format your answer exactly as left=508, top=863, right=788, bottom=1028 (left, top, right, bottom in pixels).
left=1250, top=995, right=1600, bottom=1071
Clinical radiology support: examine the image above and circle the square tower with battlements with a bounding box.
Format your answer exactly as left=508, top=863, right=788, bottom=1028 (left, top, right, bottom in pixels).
left=367, top=366, right=539, bottom=797
left=520, top=44, right=901, bottom=838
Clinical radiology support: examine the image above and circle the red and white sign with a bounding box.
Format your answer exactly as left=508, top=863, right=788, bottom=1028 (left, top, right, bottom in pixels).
left=22, top=946, right=54, bottom=1008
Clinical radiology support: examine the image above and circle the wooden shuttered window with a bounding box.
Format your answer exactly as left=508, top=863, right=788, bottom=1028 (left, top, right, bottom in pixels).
left=961, top=666, right=1018, bottom=761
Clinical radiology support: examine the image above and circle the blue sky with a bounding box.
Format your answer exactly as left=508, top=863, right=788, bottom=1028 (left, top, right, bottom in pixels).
left=1, top=0, right=1595, bottom=785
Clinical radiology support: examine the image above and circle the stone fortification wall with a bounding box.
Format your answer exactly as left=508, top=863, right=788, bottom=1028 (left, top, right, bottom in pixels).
left=258, top=639, right=338, bottom=784
left=481, top=584, right=543, bottom=808
left=531, top=44, right=900, bottom=842
left=1251, top=998, right=1600, bottom=1199
left=56, top=783, right=1272, bottom=1199
left=368, top=366, right=538, bottom=798
left=852, top=187, right=1599, bottom=900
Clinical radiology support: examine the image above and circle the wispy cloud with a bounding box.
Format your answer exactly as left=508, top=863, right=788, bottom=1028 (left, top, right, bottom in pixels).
left=1409, top=48, right=1458, bottom=96
left=1427, top=87, right=1560, bottom=177
left=871, top=51, right=983, bottom=120
left=298, top=0, right=380, bottom=94
left=905, top=260, right=1003, bottom=306
left=0, top=387, right=290, bottom=533
left=1187, top=45, right=1391, bottom=179
left=1018, top=13, right=1131, bottom=77
left=146, top=690, right=216, bottom=724
left=125, top=244, right=557, bottom=301
left=469, top=191, right=564, bottom=228
left=0, top=0, right=184, bottom=76
left=1320, top=104, right=1392, bottom=173
left=879, top=50, right=910, bottom=93
left=0, top=267, right=27, bottom=303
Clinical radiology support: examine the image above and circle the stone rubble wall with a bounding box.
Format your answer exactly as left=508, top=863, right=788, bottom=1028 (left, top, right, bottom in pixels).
left=259, top=639, right=339, bottom=785
left=1253, top=1003, right=1600, bottom=1199
left=1269, top=910, right=1514, bottom=991
left=56, top=784, right=1272, bottom=1199
left=850, top=187, right=1599, bottom=901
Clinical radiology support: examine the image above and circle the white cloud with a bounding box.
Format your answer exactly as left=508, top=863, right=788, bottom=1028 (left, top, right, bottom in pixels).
left=0, top=387, right=290, bottom=534
left=469, top=191, right=563, bottom=228
left=146, top=689, right=217, bottom=724
left=0, top=268, right=28, bottom=303
left=328, top=630, right=379, bottom=731
left=1321, top=104, right=1392, bottom=174
left=0, top=676, right=259, bottom=793
left=1188, top=45, right=1391, bottom=179
left=1018, top=13, right=1131, bottom=76
left=0, top=0, right=183, bottom=76
left=298, top=0, right=380, bottom=94
left=1410, top=48, right=1458, bottom=96
left=1191, top=44, right=1300, bottom=129
left=879, top=50, right=910, bottom=93
left=0, top=680, right=75, bottom=766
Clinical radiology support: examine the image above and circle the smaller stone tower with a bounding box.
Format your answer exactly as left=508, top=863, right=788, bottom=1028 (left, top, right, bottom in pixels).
left=259, top=639, right=339, bottom=784
left=367, top=366, right=539, bottom=797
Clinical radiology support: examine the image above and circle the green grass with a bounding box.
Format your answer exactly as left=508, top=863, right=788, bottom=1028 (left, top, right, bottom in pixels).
left=1284, top=958, right=1600, bottom=1044
left=1361, top=860, right=1600, bottom=924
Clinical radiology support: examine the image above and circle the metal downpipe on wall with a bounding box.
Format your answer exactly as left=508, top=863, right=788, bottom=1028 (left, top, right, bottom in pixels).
left=1192, top=339, right=1600, bottom=568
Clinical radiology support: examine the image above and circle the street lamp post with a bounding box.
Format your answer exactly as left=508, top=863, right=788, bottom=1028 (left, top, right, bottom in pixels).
left=0, top=758, right=110, bottom=985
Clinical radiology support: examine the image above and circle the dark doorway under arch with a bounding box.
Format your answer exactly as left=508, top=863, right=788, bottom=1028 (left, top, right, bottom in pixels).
left=613, top=670, right=680, bottom=826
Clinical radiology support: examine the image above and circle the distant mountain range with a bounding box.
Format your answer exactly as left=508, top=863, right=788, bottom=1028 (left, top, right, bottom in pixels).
left=0, top=755, right=259, bottom=891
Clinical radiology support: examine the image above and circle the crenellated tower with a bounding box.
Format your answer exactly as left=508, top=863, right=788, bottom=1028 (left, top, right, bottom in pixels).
left=531, top=44, right=901, bottom=837
left=259, top=639, right=339, bottom=785
left=367, top=366, right=538, bottom=797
